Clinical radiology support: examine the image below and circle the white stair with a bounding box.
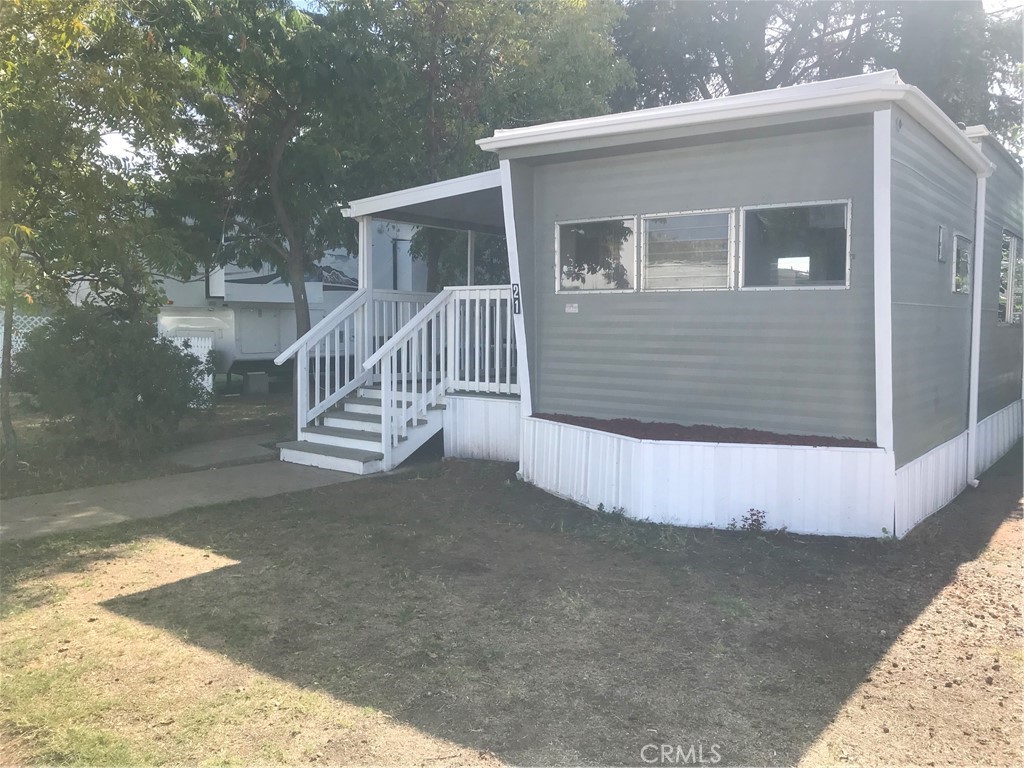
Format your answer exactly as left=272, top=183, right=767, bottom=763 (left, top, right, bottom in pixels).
left=278, top=384, right=443, bottom=475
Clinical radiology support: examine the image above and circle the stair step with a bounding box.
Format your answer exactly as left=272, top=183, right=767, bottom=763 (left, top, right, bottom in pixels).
left=322, top=410, right=382, bottom=432
left=305, top=424, right=407, bottom=444
left=344, top=396, right=383, bottom=415
left=304, top=425, right=380, bottom=443
left=278, top=440, right=383, bottom=475
left=303, top=425, right=390, bottom=450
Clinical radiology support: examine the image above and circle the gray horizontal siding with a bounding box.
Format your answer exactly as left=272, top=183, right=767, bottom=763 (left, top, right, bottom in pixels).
left=976, top=137, right=1023, bottom=420
left=521, top=121, right=875, bottom=440
left=890, top=107, right=976, bottom=467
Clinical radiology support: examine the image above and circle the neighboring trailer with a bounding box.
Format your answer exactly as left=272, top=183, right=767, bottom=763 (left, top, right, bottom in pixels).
left=158, top=221, right=425, bottom=373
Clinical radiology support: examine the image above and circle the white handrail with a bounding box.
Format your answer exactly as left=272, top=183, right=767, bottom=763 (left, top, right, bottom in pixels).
left=275, top=288, right=368, bottom=366
left=369, top=285, right=518, bottom=469
left=362, top=289, right=452, bottom=372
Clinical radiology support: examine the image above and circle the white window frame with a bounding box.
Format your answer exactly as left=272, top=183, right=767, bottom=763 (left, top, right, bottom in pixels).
left=738, top=199, right=853, bottom=291
left=951, top=232, right=973, bottom=295
left=639, top=208, right=735, bottom=292
left=998, top=229, right=1023, bottom=324
left=554, top=215, right=640, bottom=294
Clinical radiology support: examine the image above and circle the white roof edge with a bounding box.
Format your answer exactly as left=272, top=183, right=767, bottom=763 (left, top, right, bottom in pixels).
left=477, top=70, right=991, bottom=176
left=964, top=124, right=1019, bottom=175
left=479, top=70, right=901, bottom=149
left=344, top=169, right=502, bottom=218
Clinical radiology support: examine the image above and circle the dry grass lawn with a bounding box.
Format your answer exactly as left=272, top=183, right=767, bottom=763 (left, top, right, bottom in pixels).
left=1, top=450, right=1021, bottom=766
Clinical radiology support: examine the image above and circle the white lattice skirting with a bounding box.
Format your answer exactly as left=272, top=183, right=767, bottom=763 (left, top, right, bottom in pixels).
left=0, top=312, right=50, bottom=376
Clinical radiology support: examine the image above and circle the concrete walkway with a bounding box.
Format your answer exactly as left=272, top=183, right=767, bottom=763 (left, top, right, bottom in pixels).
left=165, top=431, right=280, bottom=470
left=1, top=460, right=356, bottom=541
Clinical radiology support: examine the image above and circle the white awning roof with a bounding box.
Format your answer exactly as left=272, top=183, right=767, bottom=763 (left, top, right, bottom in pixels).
left=477, top=70, right=992, bottom=176
left=343, top=170, right=504, bottom=234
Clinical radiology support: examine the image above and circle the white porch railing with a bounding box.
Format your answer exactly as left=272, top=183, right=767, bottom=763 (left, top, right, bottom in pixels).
left=361, top=285, right=519, bottom=467
left=274, top=288, right=434, bottom=435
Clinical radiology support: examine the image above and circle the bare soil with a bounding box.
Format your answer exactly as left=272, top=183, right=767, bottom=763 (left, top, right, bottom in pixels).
left=1, top=448, right=1020, bottom=766
left=534, top=412, right=877, bottom=447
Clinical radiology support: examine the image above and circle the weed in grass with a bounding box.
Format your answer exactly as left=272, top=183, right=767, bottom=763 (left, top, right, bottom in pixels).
left=36, top=725, right=146, bottom=766
left=259, top=742, right=287, bottom=762
left=0, top=660, right=150, bottom=766
left=396, top=604, right=416, bottom=625
left=0, top=580, right=69, bottom=620
left=710, top=594, right=752, bottom=619
left=727, top=509, right=769, bottom=532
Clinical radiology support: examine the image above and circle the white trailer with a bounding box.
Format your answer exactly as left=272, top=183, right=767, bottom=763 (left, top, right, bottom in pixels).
left=157, top=221, right=426, bottom=374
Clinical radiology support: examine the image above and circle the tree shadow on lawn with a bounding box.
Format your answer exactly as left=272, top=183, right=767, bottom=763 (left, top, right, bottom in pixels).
left=94, top=447, right=1021, bottom=766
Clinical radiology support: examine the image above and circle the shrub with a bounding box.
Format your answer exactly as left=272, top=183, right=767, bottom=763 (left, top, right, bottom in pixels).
left=15, top=307, right=212, bottom=455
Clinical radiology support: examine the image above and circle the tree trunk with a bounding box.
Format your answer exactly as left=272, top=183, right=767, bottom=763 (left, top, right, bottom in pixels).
left=287, top=247, right=311, bottom=338
left=1, top=292, right=17, bottom=470
left=268, top=107, right=309, bottom=338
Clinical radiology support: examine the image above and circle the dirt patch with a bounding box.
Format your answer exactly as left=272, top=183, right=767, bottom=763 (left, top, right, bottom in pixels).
left=1, top=447, right=1020, bottom=766
left=534, top=412, right=876, bottom=447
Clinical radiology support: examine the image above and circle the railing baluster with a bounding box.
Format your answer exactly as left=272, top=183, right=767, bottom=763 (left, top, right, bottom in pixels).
left=412, top=328, right=420, bottom=426
left=484, top=291, right=492, bottom=389
left=505, top=294, right=512, bottom=393
left=475, top=297, right=483, bottom=391
left=336, top=323, right=342, bottom=395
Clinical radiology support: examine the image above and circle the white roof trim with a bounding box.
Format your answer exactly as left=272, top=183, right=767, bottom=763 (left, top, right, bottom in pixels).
left=477, top=70, right=991, bottom=176
left=344, top=169, right=502, bottom=218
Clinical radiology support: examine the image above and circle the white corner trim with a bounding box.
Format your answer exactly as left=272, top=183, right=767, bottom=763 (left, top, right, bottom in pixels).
left=966, top=175, right=988, bottom=483
left=499, top=159, right=533, bottom=420
left=344, top=170, right=502, bottom=219
left=873, top=110, right=895, bottom=455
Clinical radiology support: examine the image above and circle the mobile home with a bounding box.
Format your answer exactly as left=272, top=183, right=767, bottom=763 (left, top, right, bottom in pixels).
left=276, top=70, right=1022, bottom=538
left=159, top=221, right=426, bottom=374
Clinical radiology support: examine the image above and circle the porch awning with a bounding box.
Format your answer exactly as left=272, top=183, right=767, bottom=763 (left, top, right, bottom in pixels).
left=343, top=170, right=504, bottom=236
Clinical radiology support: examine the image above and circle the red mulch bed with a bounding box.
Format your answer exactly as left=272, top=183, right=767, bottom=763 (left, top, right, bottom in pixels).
left=533, top=412, right=876, bottom=448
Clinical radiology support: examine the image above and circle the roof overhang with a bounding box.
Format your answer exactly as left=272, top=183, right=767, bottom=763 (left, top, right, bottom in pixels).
left=965, top=125, right=1022, bottom=174
left=342, top=170, right=504, bottom=235
left=478, top=70, right=992, bottom=177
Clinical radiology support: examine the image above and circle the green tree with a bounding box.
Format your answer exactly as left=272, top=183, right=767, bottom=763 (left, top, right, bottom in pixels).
left=156, top=0, right=388, bottom=338
left=367, top=0, right=631, bottom=288
left=613, top=1, right=1021, bottom=150
left=0, top=0, right=190, bottom=464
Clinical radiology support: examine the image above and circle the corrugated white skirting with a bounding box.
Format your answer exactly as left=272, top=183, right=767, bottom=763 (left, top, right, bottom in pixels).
left=894, top=432, right=968, bottom=537
left=894, top=400, right=1021, bottom=537
left=520, top=417, right=894, bottom=538
left=976, top=400, right=1022, bottom=474
left=443, top=395, right=521, bottom=462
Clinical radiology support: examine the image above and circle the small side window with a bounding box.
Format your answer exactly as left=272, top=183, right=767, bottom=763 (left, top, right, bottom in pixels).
left=999, top=230, right=1024, bottom=323
left=952, top=235, right=972, bottom=294
left=936, top=225, right=946, bottom=263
